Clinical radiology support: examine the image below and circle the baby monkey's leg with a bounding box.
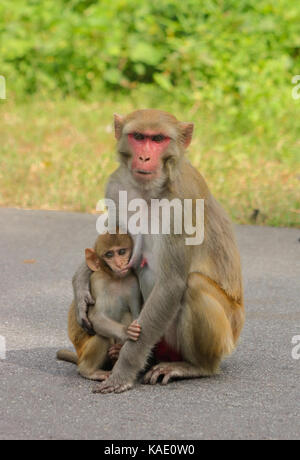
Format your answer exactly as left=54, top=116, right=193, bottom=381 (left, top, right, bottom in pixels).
left=78, top=335, right=111, bottom=381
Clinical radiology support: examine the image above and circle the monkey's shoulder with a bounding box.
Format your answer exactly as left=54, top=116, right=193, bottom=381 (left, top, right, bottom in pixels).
left=106, top=166, right=129, bottom=196
left=173, top=160, right=210, bottom=200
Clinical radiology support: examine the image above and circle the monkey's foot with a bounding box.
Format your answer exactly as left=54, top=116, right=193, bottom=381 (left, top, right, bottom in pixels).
left=92, top=374, right=134, bottom=394
left=143, top=362, right=212, bottom=385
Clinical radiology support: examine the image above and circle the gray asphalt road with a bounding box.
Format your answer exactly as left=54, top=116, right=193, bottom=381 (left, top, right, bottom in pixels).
left=0, top=208, right=299, bottom=440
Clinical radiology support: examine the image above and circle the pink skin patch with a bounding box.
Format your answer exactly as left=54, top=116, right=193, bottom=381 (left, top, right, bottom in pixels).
left=128, top=132, right=170, bottom=181
left=140, top=257, right=147, bottom=268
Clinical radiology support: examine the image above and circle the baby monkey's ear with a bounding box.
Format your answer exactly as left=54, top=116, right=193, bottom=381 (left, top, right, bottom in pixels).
left=85, top=248, right=101, bottom=272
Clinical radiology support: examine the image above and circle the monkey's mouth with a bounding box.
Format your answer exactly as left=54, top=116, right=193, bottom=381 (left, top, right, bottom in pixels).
left=133, top=169, right=155, bottom=180
left=135, top=170, right=153, bottom=175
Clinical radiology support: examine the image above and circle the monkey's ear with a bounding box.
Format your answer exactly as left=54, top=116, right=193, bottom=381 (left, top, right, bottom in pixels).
left=180, top=122, right=194, bottom=148
left=85, top=248, right=101, bottom=272
left=114, top=114, right=124, bottom=140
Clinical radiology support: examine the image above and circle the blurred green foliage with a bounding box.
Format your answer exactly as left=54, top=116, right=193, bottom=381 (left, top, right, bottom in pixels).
left=1, top=0, right=300, bottom=114
left=0, top=1, right=299, bottom=226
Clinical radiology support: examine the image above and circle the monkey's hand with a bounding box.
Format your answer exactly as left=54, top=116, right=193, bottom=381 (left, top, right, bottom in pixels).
left=76, top=292, right=96, bottom=335
left=127, top=320, right=141, bottom=341
left=108, top=344, right=123, bottom=361
left=92, top=372, right=134, bottom=394
left=72, top=262, right=95, bottom=335
left=93, top=341, right=139, bottom=394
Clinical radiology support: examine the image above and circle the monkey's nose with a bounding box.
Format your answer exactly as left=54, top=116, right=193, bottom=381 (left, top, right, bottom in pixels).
left=139, top=155, right=150, bottom=162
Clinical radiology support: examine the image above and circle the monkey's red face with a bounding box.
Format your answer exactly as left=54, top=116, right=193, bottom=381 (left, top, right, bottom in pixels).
left=128, top=132, right=171, bottom=181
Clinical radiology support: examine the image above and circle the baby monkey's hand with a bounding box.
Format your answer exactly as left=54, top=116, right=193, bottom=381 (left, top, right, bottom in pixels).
left=127, top=320, right=141, bottom=341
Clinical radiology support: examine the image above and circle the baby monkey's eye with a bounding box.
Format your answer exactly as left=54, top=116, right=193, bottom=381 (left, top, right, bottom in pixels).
left=118, top=248, right=127, bottom=256
left=151, top=134, right=165, bottom=142
left=133, top=132, right=145, bottom=141
left=105, top=251, right=114, bottom=259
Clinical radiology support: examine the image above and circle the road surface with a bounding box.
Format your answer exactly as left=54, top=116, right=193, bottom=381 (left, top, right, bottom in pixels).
left=0, top=208, right=299, bottom=440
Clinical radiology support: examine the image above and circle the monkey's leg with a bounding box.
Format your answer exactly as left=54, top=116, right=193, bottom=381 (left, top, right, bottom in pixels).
left=77, top=335, right=112, bottom=381
left=63, top=301, right=111, bottom=380
left=144, top=272, right=244, bottom=385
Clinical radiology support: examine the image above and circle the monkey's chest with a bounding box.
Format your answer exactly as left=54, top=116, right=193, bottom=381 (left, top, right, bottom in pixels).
left=137, top=265, right=155, bottom=301
left=103, top=293, right=130, bottom=322
left=135, top=234, right=158, bottom=300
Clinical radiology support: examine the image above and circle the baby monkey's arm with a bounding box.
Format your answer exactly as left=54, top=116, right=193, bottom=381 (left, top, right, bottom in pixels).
left=90, top=309, right=129, bottom=344
left=108, top=320, right=141, bottom=361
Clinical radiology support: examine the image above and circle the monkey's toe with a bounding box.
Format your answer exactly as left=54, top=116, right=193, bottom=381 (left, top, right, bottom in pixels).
left=114, top=383, right=134, bottom=393
left=143, top=363, right=181, bottom=385
left=92, top=377, right=134, bottom=394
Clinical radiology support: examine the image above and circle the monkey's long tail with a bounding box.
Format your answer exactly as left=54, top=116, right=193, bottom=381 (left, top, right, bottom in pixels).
left=56, top=349, right=78, bottom=365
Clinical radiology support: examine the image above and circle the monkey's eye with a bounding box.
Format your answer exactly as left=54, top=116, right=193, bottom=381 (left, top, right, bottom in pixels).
left=151, top=134, right=165, bottom=143
left=104, top=251, right=114, bottom=259
left=118, top=248, right=127, bottom=256
left=133, top=132, right=145, bottom=141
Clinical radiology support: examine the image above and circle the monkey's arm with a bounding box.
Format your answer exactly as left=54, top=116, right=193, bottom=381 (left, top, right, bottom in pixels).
left=90, top=312, right=129, bottom=343
left=72, top=261, right=95, bottom=335
left=128, top=281, right=143, bottom=320
left=127, top=233, right=143, bottom=270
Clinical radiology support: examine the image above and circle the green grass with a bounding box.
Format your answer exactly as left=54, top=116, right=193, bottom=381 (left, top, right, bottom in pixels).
left=0, top=93, right=299, bottom=227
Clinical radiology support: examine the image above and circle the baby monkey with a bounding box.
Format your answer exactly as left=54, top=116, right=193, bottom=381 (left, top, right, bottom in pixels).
left=57, top=231, right=142, bottom=381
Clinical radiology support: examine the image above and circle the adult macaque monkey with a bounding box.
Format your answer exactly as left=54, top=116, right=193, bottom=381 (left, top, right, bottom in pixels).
left=73, top=109, right=244, bottom=393
left=57, top=231, right=142, bottom=380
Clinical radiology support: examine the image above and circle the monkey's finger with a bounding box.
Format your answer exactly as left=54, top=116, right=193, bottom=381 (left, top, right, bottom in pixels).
left=162, top=371, right=180, bottom=385
left=128, top=336, right=139, bottom=341
left=95, top=383, right=133, bottom=394
left=127, top=325, right=141, bottom=334
left=95, top=384, right=116, bottom=394
left=127, top=325, right=141, bottom=332
left=128, top=331, right=140, bottom=337
left=150, top=369, right=164, bottom=385
left=128, top=323, right=141, bottom=329
left=93, top=385, right=108, bottom=394
left=108, top=345, right=122, bottom=353
left=81, top=318, right=96, bottom=336
left=114, top=383, right=133, bottom=393
left=108, top=344, right=121, bottom=350
left=131, top=320, right=141, bottom=327
left=108, top=351, right=119, bottom=360
left=143, top=369, right=155, bottom=384
left=84, top=293, right=95, bottom=306
left=143, top=365, right=161, bottom=384
left=100, top=388, right=114, bottom=394
left=127, top=334, right=140, bottom=341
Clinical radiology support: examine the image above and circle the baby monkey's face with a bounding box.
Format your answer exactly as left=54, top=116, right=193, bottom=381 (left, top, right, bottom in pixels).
left=102, top=246, right=132, bottom=276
